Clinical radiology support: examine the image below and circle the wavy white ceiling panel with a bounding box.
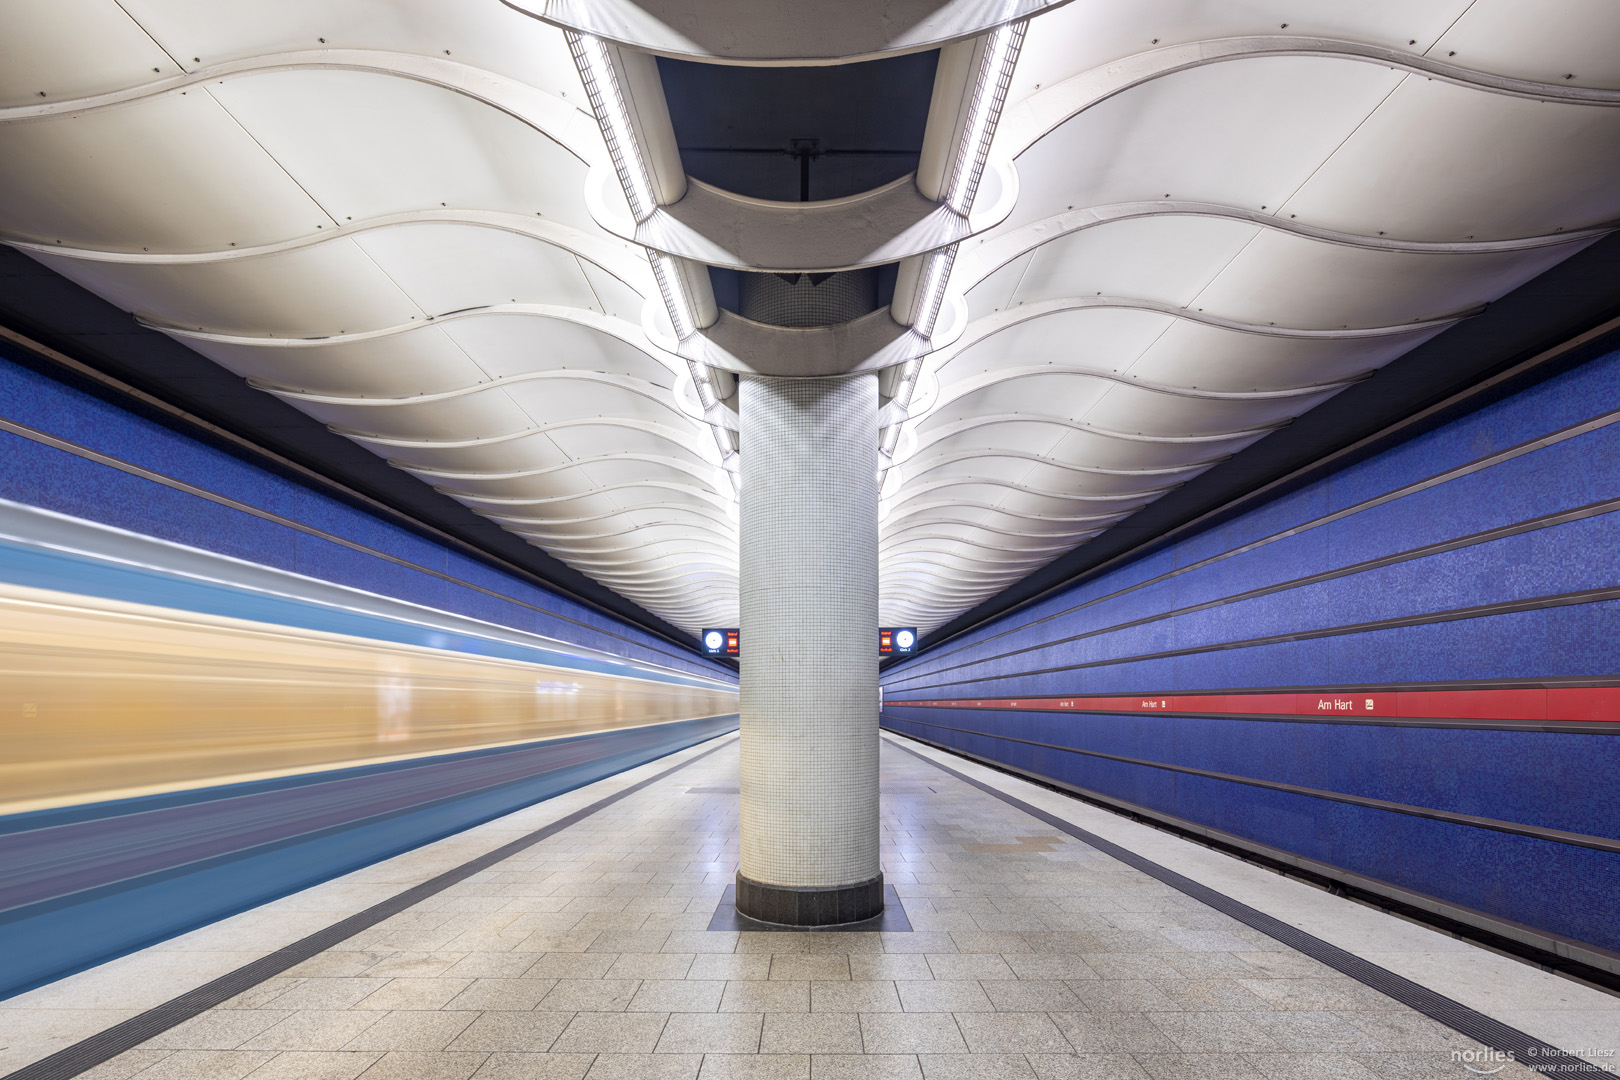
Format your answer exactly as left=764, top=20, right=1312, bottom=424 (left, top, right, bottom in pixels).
left=208, top=72, right=594, bottom=228
left=1432, top=0, right=1620, bottom=86
left=175, top=329, right=499, bottom=397
left=438, top=315, right=675, bottom=384
left=1187, top=234, right=1600, bottom=330
left=1275, top=79, right=1620, bottom=240
left=0, top=92, right=331, bottom=249
left=119, top=0, right=586, bottom=100
left=992, top=216, right=1262, bottom=311
left=21, top=241, right=424, bottom=338
left=1004, top=59, right=1409, bottom=234
left=1, top=0, right=183, bottom=107
left=4, top=1, right=1616, bottom=639
left=350, top=226, right=617, bottom=317
left=1011, top=1, right=1471, bottom=98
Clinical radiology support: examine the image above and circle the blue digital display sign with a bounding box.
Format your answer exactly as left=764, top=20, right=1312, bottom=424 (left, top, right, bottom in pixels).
left=702, top=628, right=740, bottom=656
left=879, top=627, right=918, bottom=655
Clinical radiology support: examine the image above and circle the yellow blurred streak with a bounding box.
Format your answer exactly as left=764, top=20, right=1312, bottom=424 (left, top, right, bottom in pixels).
left=0, top=582, right=737, bottom=814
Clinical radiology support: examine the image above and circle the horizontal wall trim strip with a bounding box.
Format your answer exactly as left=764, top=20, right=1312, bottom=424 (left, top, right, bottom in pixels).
left=890, top=685, right=1620, bottom=727
left=883, top=729, right=1620, bottom=984
left=900, top=585, right=1620, bottom=689
left=0, top=415, right=709, bottom=674
left=888, top=496, right=1620, bottom=688
left=880, top=716, right=1620, bottom=854
left=895, top=399, right=1620, bottom=680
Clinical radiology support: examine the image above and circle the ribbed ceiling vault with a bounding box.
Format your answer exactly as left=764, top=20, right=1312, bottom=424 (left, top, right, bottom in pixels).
left=3, top=1, right=1618, bottom=639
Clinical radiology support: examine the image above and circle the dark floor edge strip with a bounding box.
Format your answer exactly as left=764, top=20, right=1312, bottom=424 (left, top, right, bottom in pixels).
left=0, top=735, right=738, bottom=1080
left=881, top=731, right=1610, bottom=1076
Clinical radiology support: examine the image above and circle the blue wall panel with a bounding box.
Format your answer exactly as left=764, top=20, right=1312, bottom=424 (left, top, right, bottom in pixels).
left=0, top=344, right=730, bottom=680
left=883, top=345, right=1620, bottom=957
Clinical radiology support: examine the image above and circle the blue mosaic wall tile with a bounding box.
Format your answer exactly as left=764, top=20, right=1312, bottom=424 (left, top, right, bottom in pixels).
left=0, top=346, right=733, bottom=682
left=882, top=344, right=1620, bottom=955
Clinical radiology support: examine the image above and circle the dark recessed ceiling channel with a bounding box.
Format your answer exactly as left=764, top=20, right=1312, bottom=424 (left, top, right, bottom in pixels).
left=708, top=265, right=900, bottom=327
left=657, top=51, right=940, bottom=203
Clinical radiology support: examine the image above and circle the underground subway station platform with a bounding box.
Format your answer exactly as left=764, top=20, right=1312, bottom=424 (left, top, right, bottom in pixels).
left=0, top=2, right=1617, bottom=1078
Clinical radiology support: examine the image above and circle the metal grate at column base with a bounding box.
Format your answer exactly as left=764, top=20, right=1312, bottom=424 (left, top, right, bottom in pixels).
left=708, top=883, right=911, bottom=932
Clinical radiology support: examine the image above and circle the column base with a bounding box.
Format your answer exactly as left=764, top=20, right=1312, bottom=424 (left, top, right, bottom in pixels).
left=735, top=873, right=884, bottom=927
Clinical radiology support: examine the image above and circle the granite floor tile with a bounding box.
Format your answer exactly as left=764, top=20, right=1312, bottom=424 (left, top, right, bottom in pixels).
left=353, top=978, right=473, bottom=1011
left=468, top=1051, right=595, bottom=1078
left=721, top=981, right=810, bottom=1013
left=895, top=981, right=994, bottom=1013
left=143, top=1009, right=293, bottom=1050
left=859, top=1013, right=969, bottom=1054
left=1242, top=1052, right=1391, bottom=1080
left=850, top=955, right=935, bottom=982
left=444, top=978, right=554, bottom=1011
left=697, top=1054, right=810, bottom=1079
left=655, top=1011, right=763, bottom=1053
left=244, top=1012, right=387, bottom=1052
left=552, top=1011, right=671, bottom=1054
left=1048, top=1012, right=1177, bottom=1054
left=354, top=1050, right=488, bottom=1079
left=119, top=1049, right=276, bottom=1080
left=342, top=1011, right=479, bottom=1052
left=238, top=1050, right=383, bottom=1080
left=1133, top=1051, right=1270, bottom=1080
left=582, top=1054, right=702, bottom=1080
left=1146, top=1011, right=1282, bottom=1053
left=770, top=957, right=852, bottom=983
left=810, top=980, right=902, bottom=1013
left=760, top=1012, right=863, bottom=1054
left=606, top=954, right=697, bottom=980
left=917, top=1054, right=1038, bottom=1079
left=808, top=1053, right=922, bottom=1079
left=923, top=955, right=1017, bottom=982
left=953, top=1012, right=1072, bottom=1053
left=981, top=980, right=1081, bottom=1012
left=1026, top=1052, right=1152, bottom=1080
left=690, top=955, right=773, bottom=981
left=538, top=980, right=641, bottom=1013
left=629, top=979, right=726, bottom=1012
left=445, top=1011, right=571, bottom=1052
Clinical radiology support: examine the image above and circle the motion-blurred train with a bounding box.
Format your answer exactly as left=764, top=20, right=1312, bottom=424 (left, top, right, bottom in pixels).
left=2, top=580, right=737, bottom=814
left=0, top=505, right=737, bottom=996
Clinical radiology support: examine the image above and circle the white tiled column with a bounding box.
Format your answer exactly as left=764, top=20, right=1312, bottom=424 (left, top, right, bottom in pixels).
left=736, top=372, right=882, bottom=925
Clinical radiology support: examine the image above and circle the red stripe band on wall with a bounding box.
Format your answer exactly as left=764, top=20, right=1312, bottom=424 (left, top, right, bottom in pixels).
left=887, top=687, right=1620, bottom=724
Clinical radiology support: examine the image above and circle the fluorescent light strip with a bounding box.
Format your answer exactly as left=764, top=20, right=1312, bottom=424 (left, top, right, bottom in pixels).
left=566, top=31, right=657, bottom=221
left=911, top=244, right=957, bottom=340
left=568, top=32, right=725, bottom=472
left=649, top=250, right=693, bottom=339
left=943, top=20, right=1027, bottom=215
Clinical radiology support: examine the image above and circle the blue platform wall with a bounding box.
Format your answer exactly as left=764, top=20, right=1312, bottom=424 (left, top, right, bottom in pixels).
left=0, top=342, right=728, bottom=680
left=882, top=345, right=1620, bottom=956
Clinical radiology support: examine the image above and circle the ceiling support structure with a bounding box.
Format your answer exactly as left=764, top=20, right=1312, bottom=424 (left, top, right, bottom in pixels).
left=736, top=373, right=883, bottom=926
left=554, top=7, right=1031, bottom=924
